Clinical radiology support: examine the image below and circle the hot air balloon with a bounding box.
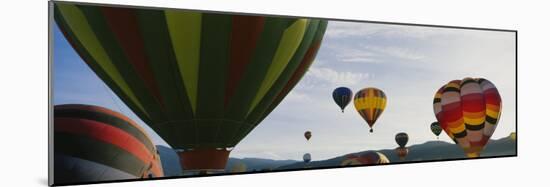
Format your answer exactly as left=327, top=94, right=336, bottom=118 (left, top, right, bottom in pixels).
left=395, top=132, right=409, bottom=148
left=54, top=104, right=163, bottom=184
left=304, top=131, right=312, bottom=141
left=303, top=153, right=312, bottom=163
left=354, top=87, right=387, bottom=132
left=230, top=162, right=247, bottom=173
left=54, top=3, right=328, bottom=171
left=509, top=132, right=516, bottom=141
left=430, top=122, right=443, bottom=139
left=332, top=87, right=353, bottom=113
left=394, top=133, right=409, bottom=160
left=340, top=151, right=390, bottom=166
left=395, top=147, right=409, bottom=160
left=433, top=78, right=502, bottom=158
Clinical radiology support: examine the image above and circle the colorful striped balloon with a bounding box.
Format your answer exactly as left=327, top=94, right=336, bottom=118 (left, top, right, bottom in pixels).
left=433, top=78, right=502, bottom=158
left=353, top=87, right=387, bottom=132
left=54, top=2, right=328, bottom=170
left=340, top=151, right=390, bottom=166
left=54, top=104, right=163, bottom=184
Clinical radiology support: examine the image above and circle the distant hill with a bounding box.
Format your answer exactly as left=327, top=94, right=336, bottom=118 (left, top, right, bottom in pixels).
left=225, top=158, right=298, bottom=172
left=155, top=136, right=515, bottom=175
left=277, top=136, right=516, bottom=170
left=155, top=146, right=298, bottom=175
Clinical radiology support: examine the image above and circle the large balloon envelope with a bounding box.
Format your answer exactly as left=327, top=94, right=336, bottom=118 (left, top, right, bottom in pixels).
left=54, top=104, right=163, bottom=184
left=54, top=3, right=328, bottom=170
left=433, top=78, right=502, bottom=158
left=332, top=87, right=353, bottom=113
left=395, top=132, right=409, bottom=148
left=430, top=122, right=443, bottom=139
left=354, top=87, right=387, bottom=132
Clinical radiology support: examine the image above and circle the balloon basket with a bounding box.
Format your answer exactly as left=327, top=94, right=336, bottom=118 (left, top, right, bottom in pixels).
left=177, top=148, right=231, bottom=171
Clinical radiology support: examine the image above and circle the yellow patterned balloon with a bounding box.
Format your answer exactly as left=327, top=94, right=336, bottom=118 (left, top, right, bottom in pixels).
left=354, top=87, right=387, bottom=132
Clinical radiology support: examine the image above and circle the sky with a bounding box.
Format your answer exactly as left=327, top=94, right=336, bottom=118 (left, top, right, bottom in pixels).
left=53, top=20, right=516, bottom=161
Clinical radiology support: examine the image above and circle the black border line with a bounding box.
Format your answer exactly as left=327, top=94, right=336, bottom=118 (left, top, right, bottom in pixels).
left=48, top=1, right=54, bottom=186
left=48, top=0, right=519, bottom=186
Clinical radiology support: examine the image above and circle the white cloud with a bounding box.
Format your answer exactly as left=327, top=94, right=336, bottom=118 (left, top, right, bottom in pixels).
left=362, top=45, right=425, bottom=61
left=303, top=66, right=370, bottom=86
left=323, top=43, right=425, bottom=64
left=284, top=91, right=312, bottom=103
left=325, top=21, right=453, bottom=39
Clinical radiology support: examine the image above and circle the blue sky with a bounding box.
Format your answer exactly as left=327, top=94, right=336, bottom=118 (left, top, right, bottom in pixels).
left=53, top=20, right=516, bottom=161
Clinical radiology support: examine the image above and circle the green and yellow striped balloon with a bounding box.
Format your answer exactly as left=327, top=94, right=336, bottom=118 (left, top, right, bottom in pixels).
left=54, top=2, right=328, bottom=170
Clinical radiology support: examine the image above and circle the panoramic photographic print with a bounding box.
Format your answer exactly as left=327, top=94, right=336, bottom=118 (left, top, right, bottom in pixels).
left=50, top=1, right=516, bottom=186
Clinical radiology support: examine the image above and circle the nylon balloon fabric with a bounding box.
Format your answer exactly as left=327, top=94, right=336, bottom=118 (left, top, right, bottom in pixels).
left=353, top=87, right=387, bottom=132
left=54, top=3, right=328, bottom=170
left=433, top=78, right=502, bottom=158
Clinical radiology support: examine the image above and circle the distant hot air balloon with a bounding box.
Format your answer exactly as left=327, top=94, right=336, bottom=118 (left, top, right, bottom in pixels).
left=332, top=87, right=353, bottom=113
left=340, top=151, right=390, bottom=166
left=303, top=153, right=312, bottom=163
left=304, top=131, right=312, bottom=141
left=354, top=87, right=387, bottom=132
left=230, top=162, right=247, bottom=173
left=54, top=3, right=328, bottom=171
left=54, top=104, right=163, bottom=184
left=433, top=78, right=502, bottom=158
left=509, top=132, right=516, bottom=141
left=430, top=122, right=443, bottom=139
left=395, top=132, right=409, bottom=148
left=394, top=133, right=409, bottom=160
left=395, top=147, right=409, bottom=160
